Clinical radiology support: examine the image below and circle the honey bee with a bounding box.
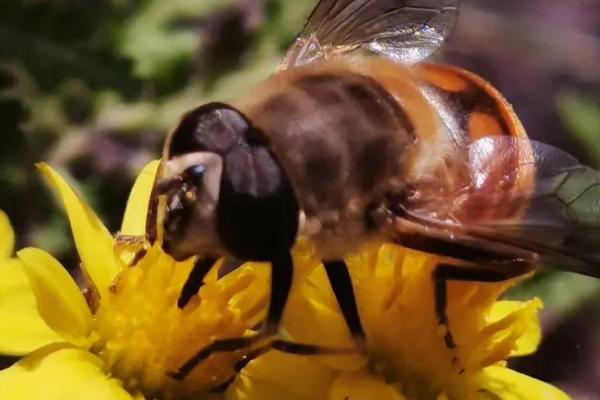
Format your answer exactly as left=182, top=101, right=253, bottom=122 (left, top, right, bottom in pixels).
left=149, top=0, right=600, bottom=379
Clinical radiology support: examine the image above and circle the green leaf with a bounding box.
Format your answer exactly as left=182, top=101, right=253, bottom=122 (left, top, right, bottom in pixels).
left=508, top=270, right=600, bottom=315
left=116, top=0, right=232, bottom=82
left=557, top=92, right=600, bottom=168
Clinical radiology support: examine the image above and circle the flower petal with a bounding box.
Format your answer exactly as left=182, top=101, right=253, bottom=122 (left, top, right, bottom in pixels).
left=0, top=210, right=14, bottom=259
left=474, top=365, right=571, bottom=400
left=120, top=160, right=160, bottom=236
left=487, top=299, right=543, bottom=357
left=0, top=258, right=63, bottom=355
left=37, top=163, right=121, bottom=297
left=0, top=344, right=139, bottom=400
left=283, top=263, right=366, bottom=371
left=17, top=248, right=92, bottom=347
left=329, top=371, right=408, bottom=400
left=229, top=352, right=337, bottom=400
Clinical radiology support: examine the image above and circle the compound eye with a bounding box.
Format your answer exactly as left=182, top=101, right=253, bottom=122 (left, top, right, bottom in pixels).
left=182, top=165, right=206, bottom=187
left=166, top=102, right=251, bottom=159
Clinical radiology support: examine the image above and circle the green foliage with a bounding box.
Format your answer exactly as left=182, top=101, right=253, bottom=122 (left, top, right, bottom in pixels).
left=557, top=93, right=600, bottom=168
left=116, top=0, right=231, bottom=83
left=508, top=270, right=600, bottom=316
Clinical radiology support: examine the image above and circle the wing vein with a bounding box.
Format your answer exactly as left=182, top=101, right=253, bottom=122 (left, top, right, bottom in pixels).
left=283, top=0, right=459, bottom=67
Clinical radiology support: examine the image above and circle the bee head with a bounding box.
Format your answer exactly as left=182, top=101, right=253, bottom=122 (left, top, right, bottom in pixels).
left=155, top=103, right=299, bottom=262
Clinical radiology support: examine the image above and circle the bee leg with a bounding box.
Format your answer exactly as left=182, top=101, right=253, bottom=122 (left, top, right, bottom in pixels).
left=432, top=261, right=530, bottom=349
left=208, top=338, right=356, bottom=392
left=271, top=339, right=356, bottom=355
left=217, top=257, right=245, bottom=279
left=260, top=251, right=294, bottom=335
left=233, top=339, right=354, bottom=374
left=169, top=336, right=262, bottom=380
left=323, top=260, right=367, bottom=350
left=170, top=251, right=294, bottom=380
left=177, top=257, right=217, bottom=308
left=206, top=342, right=322, bottom=395
left=236, top=340, right=355, bottom=376
left=232, top=344, right=273, bottom=373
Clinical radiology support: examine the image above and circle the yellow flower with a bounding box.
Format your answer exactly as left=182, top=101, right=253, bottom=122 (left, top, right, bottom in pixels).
left=0, top=162, right=279, bottom=399
left=232, top=246, right=572, bottom=400
left=0, top=161, right=571, bottom=400
left=0, top=211, right=63, bottom=356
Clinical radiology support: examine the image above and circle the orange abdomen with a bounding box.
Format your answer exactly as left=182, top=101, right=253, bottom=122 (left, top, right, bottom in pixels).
left=417, top=63, right=534, bottom=223
left=415, top=63, right=527, bottom=141
left=364, top=59, right=533, bottom=223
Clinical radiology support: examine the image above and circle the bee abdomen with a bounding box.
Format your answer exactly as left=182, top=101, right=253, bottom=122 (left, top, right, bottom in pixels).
left=252, top=71, right=412, bottom=214
left=416, top=64, right=527, bottom=143
left=416, top=63, right=531, bottom=222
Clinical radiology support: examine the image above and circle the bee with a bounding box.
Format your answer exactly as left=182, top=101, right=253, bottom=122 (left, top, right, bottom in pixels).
left=150, top=0, right=600, bottom=379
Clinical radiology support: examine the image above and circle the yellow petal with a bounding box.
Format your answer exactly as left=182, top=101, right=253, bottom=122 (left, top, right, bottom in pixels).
left=229, top=351, right=337, bottom=400
left=487, top=299, right=543, bottom=357
left=0, top=344, right=139, bottom=400
left=329, top=370, right=408, bottom=400
left=474, top=365, right=571, bottom=400
left=37, top=163, right=121, bottom=297
left=17, top=248, right=92, bottom=347
left=0, top=258, right=63, bottom=355
left=121, top=160, right=160, bottom=236
left=283, top=264, right=366, bottom=371
left=0, top=210, right=14, bottom=259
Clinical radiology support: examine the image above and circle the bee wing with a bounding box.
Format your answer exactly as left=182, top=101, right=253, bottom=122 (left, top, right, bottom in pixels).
left=398, top=136, right=600, bottom=276
left=280, top=0, right=459, bottom=69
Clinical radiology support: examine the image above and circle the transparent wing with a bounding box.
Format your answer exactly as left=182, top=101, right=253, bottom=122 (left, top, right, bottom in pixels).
left=400, top=136, right=600, bottom=276
left=281, top=0, right=460, bottom=69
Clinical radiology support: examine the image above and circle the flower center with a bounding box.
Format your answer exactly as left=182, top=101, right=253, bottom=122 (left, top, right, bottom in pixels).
left=91, top=244, right=269, bottom=399
left=298, top=244, right=530, bottom=400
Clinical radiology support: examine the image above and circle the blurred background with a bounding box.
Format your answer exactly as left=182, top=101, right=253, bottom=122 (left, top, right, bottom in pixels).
left=0, top=0, right=599, bottom=397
